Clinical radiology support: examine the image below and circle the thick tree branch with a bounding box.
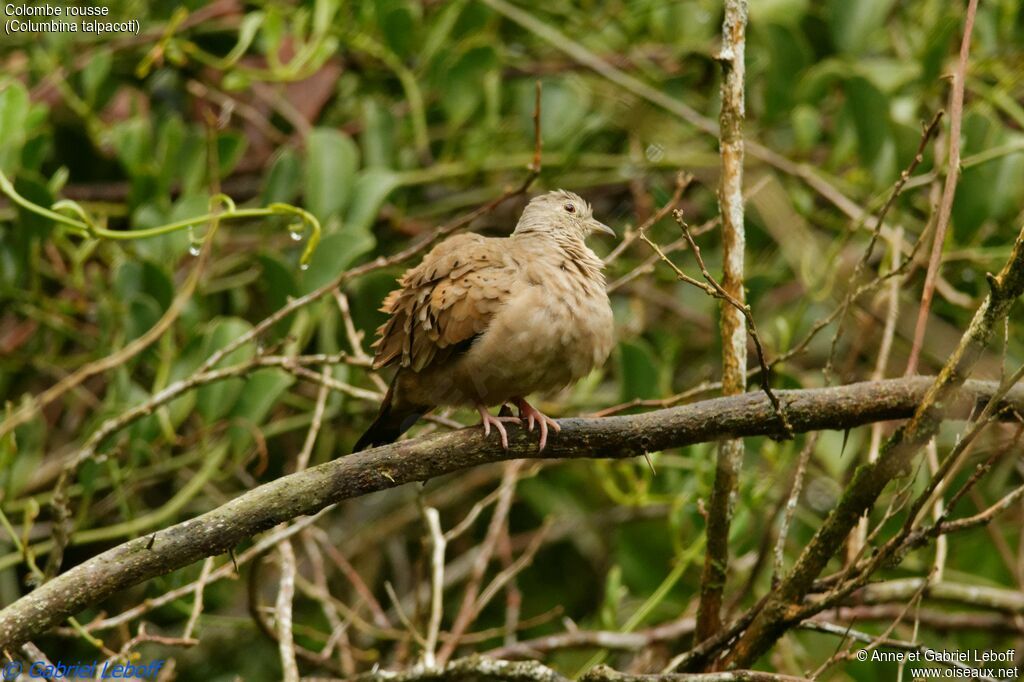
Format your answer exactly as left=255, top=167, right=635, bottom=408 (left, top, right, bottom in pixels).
left=1, top=377, right=1023, bottom=651
left=334, top=657, right=807, bottom=682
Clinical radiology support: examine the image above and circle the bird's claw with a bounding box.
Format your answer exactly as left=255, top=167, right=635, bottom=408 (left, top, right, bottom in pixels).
left=477, top=406, right=520, bottom=450
left=516, top=398, right=560, bottom=451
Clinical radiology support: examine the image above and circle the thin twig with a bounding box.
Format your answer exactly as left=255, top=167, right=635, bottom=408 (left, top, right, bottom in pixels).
left=183, top=557, right=214, bottom=640
left=906, top=0, right=979, bottom=374
left=276, top=540, right=300, bottom=682
left=642, top=210, right=792, bottom=438
left=604, top=172, right=693, bottom=265
left=436, top=462, right=523, bottom=665
left=849, top=227, right=904, bottom=560
left=422, top=507, right=445, bottom=668
left=824, top=113, right=942, bottom=382
left=771, top=435, right=816, bottom=587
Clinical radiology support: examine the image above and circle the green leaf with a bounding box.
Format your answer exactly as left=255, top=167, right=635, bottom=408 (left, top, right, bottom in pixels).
left=176, top=132, right=208, bottom=197
left=133, top=194, right=207, bottom=262
left=0, top=82, right=30, bottom=172
left=375, top=0, right=419, bottom=57
left=953, top=116, right=1024, bottom=236
left=346, top=168, right=401, bottom=234
left=844, top=76, right=890, bottom=168
left=228, top=368, right=294, bottom=453
left=827, top=0, right=897, bottom=54
left=791, top=104, right=822, bottom=152
left=420, top=0, right=468, bottom=67
left=111, top=118, right=153, bottom=176
left=125, top=294, right=162, bottom=343
left=646, top=1, right=717, bottom=47
left=299, top=226, right=376, bottom=295
left=313, top=0, right=340, bottom=36
left=853, top=58, right=920, bottom=93
left=224, top=11, right=265, bottom=65
left=80, top=49, right=113, bottom=106
left=221, top=71, right=251, bottom=92
left=195, top=318, right=255, bottom=422
left=217, top=131, right=247, bottom=178
left=262, top=148, right=302, bottom=205
left=617, top=340, right=660, bottom=402
left=441, top=46, right=497, bottom=129
left=757, top=23, right=812, bottom=121
left=304, top=128, right=359, bottom=223
left=255, top=254, right=299, bottom=314
left=599, top=565, right=625, bottom=629
left=523, top=79, right=590, bottom=150
left=750, top=0, right=809, bottom=25
left=360, top=99, right=395, bottom=168
left=141, top=260, right=174, bottom=311
left=12, top=174, right=55, bottom=234
left=156, top=116, right=186, bottom=197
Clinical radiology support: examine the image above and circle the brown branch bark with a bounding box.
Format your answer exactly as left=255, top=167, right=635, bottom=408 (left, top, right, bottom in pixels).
left=697, top=0, right=748, bottom=648
left=582, top=667, right=808, bottom=682
left=339, top=657, right=808, bottom=682
left=1, top=377, right=1023, bottom=651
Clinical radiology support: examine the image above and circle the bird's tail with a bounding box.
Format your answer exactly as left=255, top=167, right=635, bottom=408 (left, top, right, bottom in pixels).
left=352, top=379, right=426, bottom=452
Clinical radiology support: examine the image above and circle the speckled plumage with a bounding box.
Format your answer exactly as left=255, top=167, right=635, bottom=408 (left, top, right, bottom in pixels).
left=354, top=190, right=614, bottom=452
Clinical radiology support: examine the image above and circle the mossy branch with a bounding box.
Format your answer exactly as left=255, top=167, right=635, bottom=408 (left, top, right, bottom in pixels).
left=1, top=376, right=1022, bottom=651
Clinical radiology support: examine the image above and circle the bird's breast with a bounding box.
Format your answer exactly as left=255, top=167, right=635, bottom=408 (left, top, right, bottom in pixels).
left=455, top=261, right=613, bottom=403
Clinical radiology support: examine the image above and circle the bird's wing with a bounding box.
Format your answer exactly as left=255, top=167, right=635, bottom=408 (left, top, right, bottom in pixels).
left=371, top=233, right=516, bottom=372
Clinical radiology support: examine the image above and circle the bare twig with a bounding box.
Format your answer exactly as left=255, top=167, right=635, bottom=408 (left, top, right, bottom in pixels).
left=312, top=529, right=392, bottom=629
left=771, top=435, right=816, bottom=587
left=276, top=540, right=300, bottom=682
left=479, top=0, right=908, bottom=250
left=299, top=531, right=355, bottom=675
left=799, top=619, right=995, bottom=681
left=604, top=172, right=693, bottom=265
left=423, top=507, right=446, bottom=668
left=486, top=616, right=696, bottom=659
left=437, top=462, right=523, bottom=665
left=824, top=114, right=942, bottom=382
left=182, top=557, right=214, bottom=640
left=906, top=0, right=980, bottom=374
left=849, top=228, right=904, bottom=560
left=298, top=367, right=332, bottom=472
left=729, top=223, right=1024, bottom=667
left=642, top=210, right=792, bottom=438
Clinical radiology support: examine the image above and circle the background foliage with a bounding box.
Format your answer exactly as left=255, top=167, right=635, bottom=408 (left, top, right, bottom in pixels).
left=1, top=0, right=1022, bottom=679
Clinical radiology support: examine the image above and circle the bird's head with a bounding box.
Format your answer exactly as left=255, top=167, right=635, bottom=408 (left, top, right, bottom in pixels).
left=513, top=190, right=615, bottom=241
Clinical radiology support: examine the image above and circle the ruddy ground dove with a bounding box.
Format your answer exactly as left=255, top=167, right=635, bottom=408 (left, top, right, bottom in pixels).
left=354, top=190, right=615, bottom=452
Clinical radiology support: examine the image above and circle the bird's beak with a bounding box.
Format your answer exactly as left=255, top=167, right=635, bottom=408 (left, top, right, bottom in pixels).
left=588, top=218, right=616, bottom=237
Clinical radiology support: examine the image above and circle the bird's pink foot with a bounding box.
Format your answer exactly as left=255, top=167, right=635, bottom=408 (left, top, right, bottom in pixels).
left=477, top=405, right=520, bottom=450
left=515, top=398, right=560, bottom=451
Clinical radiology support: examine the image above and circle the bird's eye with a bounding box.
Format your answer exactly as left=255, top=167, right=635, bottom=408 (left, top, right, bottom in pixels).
left=563, top=203, right=576, bottom=214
